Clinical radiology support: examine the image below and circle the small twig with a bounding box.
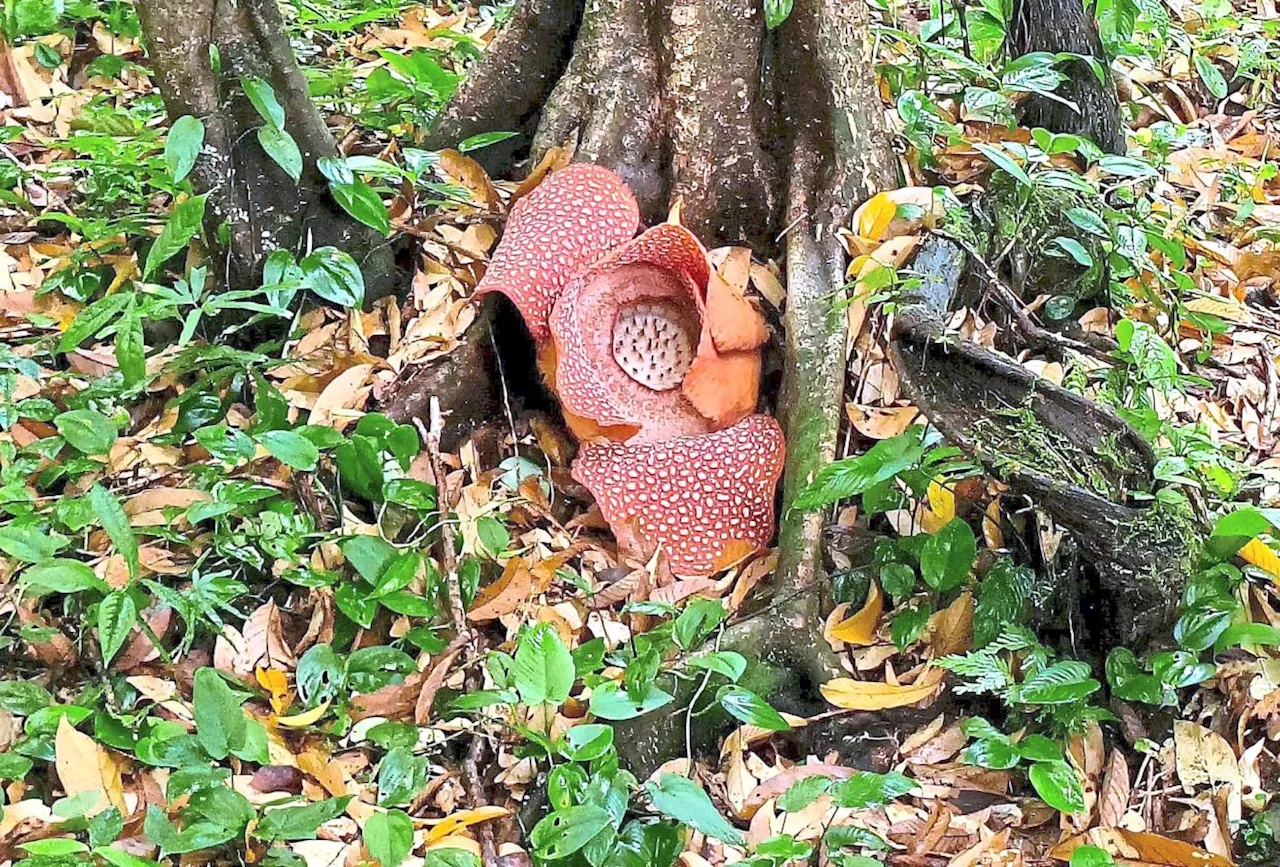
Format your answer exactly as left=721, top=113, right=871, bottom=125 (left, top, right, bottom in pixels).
left=415, top=401, right=498, bottom=867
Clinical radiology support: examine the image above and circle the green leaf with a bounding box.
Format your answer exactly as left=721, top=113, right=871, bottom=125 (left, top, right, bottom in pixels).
left=1017, top=660, right=1099, bottom=705
left=59, top=293, right=132, bottom=353
left=1070, top=844, right=1116, bottom=867
left=192, top=668, right=247, bottom=760
left=962, top=736, right=1019, bottom=770
left=241, top=76, right=285, bottom=128
left=0, top=524, right=66, bottom=563
left=165, top=115, right=205, bottom=183
left=674, top=597, right=727, bottom=649
left=0, top=681, right=52, bottom=715
left=115, top=300, right=146, bottom=388
left=830, top=771, right=918, bottom=808
left=1051, top=237, right=1094, bottom=267
left=645, top=773, right=744, bottom=845
left=1028, top=760, right=1086, bottom=814
left=94, top=848, right=161, bottom=867
left=342, top=535, right=399, bottom=583
left=331, top=178, right=391, bottom=235
left=144, top=194, right=208, bottom=278
left=588, top=681, right=673, bottom=720
left=457, top=131, right=519, bottom=152
left=919, top=518, right=976, bottom=592
left=258, top=429, right=320, bottom=471
left=20, top=559, right=106, bottom=594
left=514, top=623, right=574, bottom=706
left=364, top=809, right=413, bottom=867
left=561, top=724, right=613, bottom=762
left=98, top=590, right=137, bottom=665
left=257, top=797, right=352, bottom=841
left=973, top=143, right=1033, bottom=186
left=258, top=125, right=303, bottom=182
left=795, top=428, right=927, bottom=510
left=55, top=409, right=117, bottom=456
left=301, top=246, right=364, bottom=308
left=89, top=484, right=139, bottom=581
left=530, top=805, right=613, bottom=861
left=686, top=650, right=747, bottom=681
left=716, top=686, right=790, bottom=731
left=20, top=838, right=89, bottom=856
left=763, top=0, right=793, bottom=27
left=1194, top=53, right=1227, bottom=100
left=777, top=776, right=832, bottom=812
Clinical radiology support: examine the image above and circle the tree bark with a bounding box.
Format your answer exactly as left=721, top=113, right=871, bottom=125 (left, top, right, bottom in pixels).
left=1010, top=0, right=1126, bottom=154
left=136, top=0, right=400, bottom=299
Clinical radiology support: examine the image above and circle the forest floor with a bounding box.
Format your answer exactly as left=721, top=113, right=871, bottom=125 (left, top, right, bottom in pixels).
left=0, top=1, right=1279, bottom=866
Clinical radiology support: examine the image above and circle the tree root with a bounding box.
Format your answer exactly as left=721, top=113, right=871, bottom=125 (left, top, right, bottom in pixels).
left=892, top=237, right=1193, bottom=646
left=138, top=0, right=400, bottom=298
left=424, top=0, right=582, bottom=173
left=1010, top=0, right=1126, bottom=155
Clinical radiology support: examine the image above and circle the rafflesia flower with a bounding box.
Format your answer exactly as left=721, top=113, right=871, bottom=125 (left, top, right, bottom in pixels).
left=479, top=163, right=785, bottom=576
left=571, top=415, right=786, bottom=575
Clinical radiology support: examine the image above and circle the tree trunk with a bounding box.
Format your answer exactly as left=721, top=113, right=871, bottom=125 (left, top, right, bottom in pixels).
left=136, top=0, right=400, bottom=299
left=1010, top=0, right=1126, bottom=154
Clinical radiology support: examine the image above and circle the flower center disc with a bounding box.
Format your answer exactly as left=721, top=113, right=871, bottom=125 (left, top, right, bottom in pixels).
left=612, top=301, right=696, bottom=391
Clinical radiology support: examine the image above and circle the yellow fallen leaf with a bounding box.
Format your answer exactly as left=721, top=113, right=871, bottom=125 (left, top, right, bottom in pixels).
left=426, top=837, right=481, bottom=856
left=425, top=806, right=510, bottom=845
left=928, top=591, right=974, bottom=657
left=821, top=668, right=944, bottom=711
left=830, top=581, right=883, bottom=646
left=1238, top=537, right=1280, bottom=582
left=855, top=191, right=898, bottom=242
left=55, top=716, right=126, bottom=817
left=1049, top=827, right=1232, bottom=867
left=927, top=479, right=955, bottom=524
left=256, top=667, right=292, bottom=715
left=276, top=700, right=331, bottom=729
left=1184, top=295, right=1247, bottom=323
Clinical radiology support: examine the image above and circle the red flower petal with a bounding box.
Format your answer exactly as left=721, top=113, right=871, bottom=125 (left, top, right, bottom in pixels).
left=475, top=164, right=640, bottom=339
left=570, top=414, right=786, bottom=576
left=550, top=223, right=715, bottom=442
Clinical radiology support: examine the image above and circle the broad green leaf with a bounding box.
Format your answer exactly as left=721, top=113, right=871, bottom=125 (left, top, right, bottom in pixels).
left=716, top=686, right=790, bottom=731
left=830, top=771, right=918, bottom=808
left=94, top=848, right=161, bottom=867
left=364, top=809, right=413, bottom=867
left=21, top=559, right=106, bottom=594
left=143, top=194, right=208, bottom=278
left=59, top=293, right=132, bottom=353
left=763, top=0, right=793, bottom=27
left=301, top=246, right=364, bottom=307
left=920, top=518, right=976, bottom=592
left=588, top=682, right=672, bottom=720
left=341, top=535, right=399, bottom=584
left=795, top=428, right=927, bottom=510
left=98, top=590, right=137, bottom=665
left=331, top=178, right=391, bottom=235
left=258, top=429, right=320, bottom=471
left=530, top=805, right=613, bottom=861
left=962, top=736, right=1019, bottom=770
left=165, top=115, right=205, bottom=183
left=1194, top=53, right=1227, bottom=100
left=674, top=597, right=727, bottom=649
left=561, top=724, right=613, bottom=761
left=55, top=409, right=117, bottom=456
left=0, top=525, right=67, bottom=563
left=241, top=76, right=285, bottom=128
left=115, top=300, right=146, bottom=388
left=645, top=773, right=744, bottom=845
left=88, top=485, right=139, bottom=580
left=514, top=623, right=574, bottom=706
left=1051, top=237, right=1094, bottom=267
left=258, top=125, right=303, bottom=182
left=1029, top=760, right=1086, bottom=814
left=192, top=668, right=247, bottom=759
left=257, top=797, right=352, bottom=841
left=685, top=650, right=747, bottom=682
